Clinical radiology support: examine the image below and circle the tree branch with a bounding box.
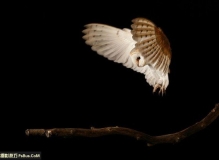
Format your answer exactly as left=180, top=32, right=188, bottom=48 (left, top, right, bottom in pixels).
left=26, top=103, right=219, bottom=146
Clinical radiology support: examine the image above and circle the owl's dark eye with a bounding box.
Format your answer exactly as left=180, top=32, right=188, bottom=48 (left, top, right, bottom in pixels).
left=137, top=56, right=141, bottom=61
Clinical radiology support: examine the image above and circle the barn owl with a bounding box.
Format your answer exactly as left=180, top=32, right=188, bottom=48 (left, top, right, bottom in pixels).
left=82, top=17, right=171, bottom=95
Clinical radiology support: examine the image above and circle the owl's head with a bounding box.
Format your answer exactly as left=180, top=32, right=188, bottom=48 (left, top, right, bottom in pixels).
left=130, top=48, right=147, bottom=67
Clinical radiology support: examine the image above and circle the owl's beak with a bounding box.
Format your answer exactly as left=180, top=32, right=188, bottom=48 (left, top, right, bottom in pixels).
left=136, top=56, right=141, bottom=67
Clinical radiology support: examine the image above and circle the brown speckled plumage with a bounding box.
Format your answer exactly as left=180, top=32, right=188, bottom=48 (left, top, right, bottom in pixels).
left=131, top=18, right=171, bottom=75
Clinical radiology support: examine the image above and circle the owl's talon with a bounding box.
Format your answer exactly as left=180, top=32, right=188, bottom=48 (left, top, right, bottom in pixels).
left=153, top=84, right=161, bottom=93
left=158, top=87, right=164, bottom=96
left=153, top=83, right=166, bottom=96
left=158, top=86, right=166, bottom=96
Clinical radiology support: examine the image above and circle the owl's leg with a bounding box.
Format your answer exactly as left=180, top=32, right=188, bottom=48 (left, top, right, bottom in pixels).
left=153, top=83, right=165, bottom=95
left=158, top=79, right=167, bottom=95
left=158, top=85, right=166, bottom=96
left=153, top=83, right=161, bottom=93
left=154, top=73, right=168, bottom=95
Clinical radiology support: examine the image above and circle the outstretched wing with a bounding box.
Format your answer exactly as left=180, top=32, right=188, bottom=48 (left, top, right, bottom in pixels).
left=82, top=23, right=147, bottom=73
left=131, top=18, right=171, bottom=75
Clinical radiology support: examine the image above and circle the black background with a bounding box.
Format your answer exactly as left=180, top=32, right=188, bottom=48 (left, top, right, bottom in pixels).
left=2, top=0, right=219, bottom=159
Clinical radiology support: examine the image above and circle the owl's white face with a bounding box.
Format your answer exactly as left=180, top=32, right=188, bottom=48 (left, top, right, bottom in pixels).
left=130, top=49, right=147, bottom=67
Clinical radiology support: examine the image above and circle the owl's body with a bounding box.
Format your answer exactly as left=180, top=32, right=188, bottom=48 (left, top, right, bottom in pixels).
left=82, top=18, right=171, bottom=95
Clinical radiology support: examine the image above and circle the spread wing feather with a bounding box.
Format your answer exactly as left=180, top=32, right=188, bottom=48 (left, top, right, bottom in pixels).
left=131, top=18, right=171, bottom=75
left=82, top=23, right=147, bottom=72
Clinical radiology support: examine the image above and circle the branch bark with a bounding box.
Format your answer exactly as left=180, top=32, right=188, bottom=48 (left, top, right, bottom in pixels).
left=26, top=103, right=219, bottom=146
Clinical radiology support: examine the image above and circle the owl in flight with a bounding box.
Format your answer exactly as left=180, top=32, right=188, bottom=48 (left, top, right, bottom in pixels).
left=82, top=17, right=171, bottom=95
